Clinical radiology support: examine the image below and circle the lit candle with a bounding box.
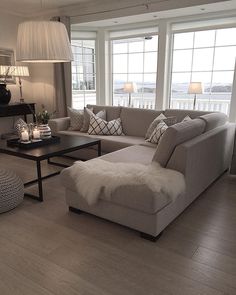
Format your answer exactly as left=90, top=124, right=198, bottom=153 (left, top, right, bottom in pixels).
left=21, top=129, right=29, bottom=141
left=33, top=128, right=40, bottom=139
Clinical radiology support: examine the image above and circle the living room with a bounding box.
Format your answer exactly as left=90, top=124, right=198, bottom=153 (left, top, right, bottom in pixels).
left=0, top=0, right=236, bottom=294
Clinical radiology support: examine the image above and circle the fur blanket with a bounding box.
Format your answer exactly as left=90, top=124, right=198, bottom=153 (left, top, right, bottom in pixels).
left=67, top=159, right=186, bottom=206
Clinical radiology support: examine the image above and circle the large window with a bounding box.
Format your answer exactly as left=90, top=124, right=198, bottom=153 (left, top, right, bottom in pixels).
left=71, top=40, right=96, bottom=109
left=170, top=28, right=236, bottom=114
left=112, top=35, right=158, bottom=108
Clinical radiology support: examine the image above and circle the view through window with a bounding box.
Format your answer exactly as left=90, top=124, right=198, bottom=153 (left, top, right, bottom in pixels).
left=170, top=28, right=236, bottom=115
left=71, top=40, right=96, bottom=109
left=112, top=36, right=158, bottom=108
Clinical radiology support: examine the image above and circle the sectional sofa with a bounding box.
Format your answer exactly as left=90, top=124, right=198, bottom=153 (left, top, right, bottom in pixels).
left=49, top=106, right=235, bottom=241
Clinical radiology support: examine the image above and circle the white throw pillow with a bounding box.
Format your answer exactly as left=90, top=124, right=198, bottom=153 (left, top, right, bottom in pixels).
left=88, top=114, right=123, bottom=136
left=145, top=113, right=166, bottom=139
left=182, top=115, right=192, bottom=122
left=67, top=107, right=84, bottom=131
left=146, top=121, right=168, bottom=144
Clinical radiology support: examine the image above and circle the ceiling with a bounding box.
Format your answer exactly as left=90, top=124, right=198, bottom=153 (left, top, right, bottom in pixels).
left=1, top=0, right=236, bottom=24
left=0, top=0, right=89, bottom=16
left=74, top=1, right=236, bottom=27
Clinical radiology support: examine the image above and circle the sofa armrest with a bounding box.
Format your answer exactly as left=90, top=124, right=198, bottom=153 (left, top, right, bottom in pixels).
left=167, top=123, right=235, bottom=200
left=48, top=117, right=70, bottom=133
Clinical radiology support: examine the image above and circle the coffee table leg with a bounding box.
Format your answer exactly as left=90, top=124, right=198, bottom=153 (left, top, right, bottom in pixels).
left=98, top=141, right=101, bottom=157
left=37, top=160, right=43, bottom=202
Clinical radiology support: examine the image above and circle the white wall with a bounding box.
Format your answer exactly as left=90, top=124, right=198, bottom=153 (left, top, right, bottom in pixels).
left=0, top=12, right=56, bottom=136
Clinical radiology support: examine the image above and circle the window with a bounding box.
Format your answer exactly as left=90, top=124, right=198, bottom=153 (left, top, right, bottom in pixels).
left=71, top=40, right=96, bottom=109
left=112, top=35, right=158, bottom=108
left=170, top=28, right=236, bottom=115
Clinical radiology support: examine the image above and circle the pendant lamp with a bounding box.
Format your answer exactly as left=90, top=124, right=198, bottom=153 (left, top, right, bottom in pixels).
left=16, top=21, right=73, bottom=63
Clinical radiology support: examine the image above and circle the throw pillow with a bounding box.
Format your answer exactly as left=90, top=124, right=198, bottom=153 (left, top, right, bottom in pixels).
left=145, top=113, right=166, bottom=139
left=182, top=115, right=192, bottom=122
left=163, top=116, right=177, bottom=126
left=88, top=114, right=123, bottom=136
left=14, top=118, right=27, bottom=136
left=80, top=107, right=94, bottom=132
left=67, top=107, right=84, bottom=131
left=146, top=121, right=168, bottom=144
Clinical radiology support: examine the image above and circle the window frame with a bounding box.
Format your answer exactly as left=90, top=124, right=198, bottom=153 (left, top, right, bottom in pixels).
left=71, top=34, right=98, bottom=109
left=110, top=31, right=159, bottom=108
left=167, top=25, right=236, bottom=114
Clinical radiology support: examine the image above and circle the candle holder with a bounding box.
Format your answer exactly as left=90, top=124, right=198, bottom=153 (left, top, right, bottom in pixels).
left=32, top=126, right=42, bottom=142
left=20, top=127, right=30, bottom=143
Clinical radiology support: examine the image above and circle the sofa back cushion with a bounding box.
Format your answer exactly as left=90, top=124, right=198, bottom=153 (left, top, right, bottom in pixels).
left=87, top=105, right=122, bottom=122
left=164, top=109, right=211, bottom=122
left=152, top=118, right=206, bottom=167
left=199, top=112, right=228, bottom=132
left=120, top=107, right=163, bottom=137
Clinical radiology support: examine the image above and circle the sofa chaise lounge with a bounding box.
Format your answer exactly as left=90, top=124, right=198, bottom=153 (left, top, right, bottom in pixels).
left=49, top=106, right=235, bottom=240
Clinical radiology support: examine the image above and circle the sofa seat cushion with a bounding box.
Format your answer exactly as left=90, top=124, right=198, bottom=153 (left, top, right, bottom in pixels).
left=61, top=145, right=170, bottom=214
left=58, top=130, right=147, bottom=153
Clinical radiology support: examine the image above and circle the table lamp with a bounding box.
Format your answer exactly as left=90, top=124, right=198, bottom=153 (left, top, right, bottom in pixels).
left=124, top=82, right=137, bottom=107
left=11, top=66, right=29, bottom=103
left=188, top=82, right=203, bottom=110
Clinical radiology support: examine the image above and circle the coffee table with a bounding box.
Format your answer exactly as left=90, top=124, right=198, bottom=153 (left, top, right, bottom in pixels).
left=0, top=135, right=101, bottom=202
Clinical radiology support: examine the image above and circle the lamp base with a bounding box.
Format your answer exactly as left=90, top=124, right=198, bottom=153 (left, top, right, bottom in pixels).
left=0, top=83, right=11, bottom=105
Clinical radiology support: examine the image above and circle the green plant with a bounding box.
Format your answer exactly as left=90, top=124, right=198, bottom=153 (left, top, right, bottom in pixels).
left=36, top=105, right=52, bottom=124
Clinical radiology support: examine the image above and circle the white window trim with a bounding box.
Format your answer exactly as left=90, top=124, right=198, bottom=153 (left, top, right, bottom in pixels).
left=165, top=19, right=236, bottom=117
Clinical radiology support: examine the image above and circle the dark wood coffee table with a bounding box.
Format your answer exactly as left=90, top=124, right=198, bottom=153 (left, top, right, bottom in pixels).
left=0, top=134, right=101, bottom=202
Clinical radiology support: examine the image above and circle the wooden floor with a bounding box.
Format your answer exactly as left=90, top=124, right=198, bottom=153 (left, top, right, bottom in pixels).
left=0, top=154, right=236, bottom=294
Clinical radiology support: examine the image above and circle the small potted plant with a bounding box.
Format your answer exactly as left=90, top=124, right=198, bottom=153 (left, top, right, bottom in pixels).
left=36, top=105, right=53, bottom=139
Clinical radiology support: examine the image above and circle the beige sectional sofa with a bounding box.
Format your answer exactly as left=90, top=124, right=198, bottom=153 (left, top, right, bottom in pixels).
left=49, top=106, right=235, bottom=241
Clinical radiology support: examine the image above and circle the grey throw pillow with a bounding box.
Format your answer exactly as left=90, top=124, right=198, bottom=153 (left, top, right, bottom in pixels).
left=163, top=116, right=177, bottom=126
left=88, top=114, right=123, bottom=136
left=67, top=107, right=84, bottom=131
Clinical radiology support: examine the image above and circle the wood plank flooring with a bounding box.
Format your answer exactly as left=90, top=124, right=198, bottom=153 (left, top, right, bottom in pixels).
left=0, top=154, right=236, bottom=294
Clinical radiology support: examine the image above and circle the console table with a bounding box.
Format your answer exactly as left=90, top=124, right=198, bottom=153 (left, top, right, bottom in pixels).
left=0, top=103, right=36, bottom=123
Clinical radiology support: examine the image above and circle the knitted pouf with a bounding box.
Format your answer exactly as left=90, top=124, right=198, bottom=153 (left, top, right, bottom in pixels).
left=0, top=169, right=24, bottom=213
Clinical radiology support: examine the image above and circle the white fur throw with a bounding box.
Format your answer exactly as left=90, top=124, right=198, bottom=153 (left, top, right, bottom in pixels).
left=68, top=159, right=186, bottom=206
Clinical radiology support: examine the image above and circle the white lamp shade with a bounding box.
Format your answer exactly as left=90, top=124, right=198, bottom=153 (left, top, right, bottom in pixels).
left=16, top=21, right=73, bottom=63
left=188, top=82, right=203, bottom=94
left=0, top=66, right=9, bottom=76
left=124, top=82, right=137, bottom=93
left=11, top=66, right=29, bottom=77
left=0, top=65, right=29, bottom=77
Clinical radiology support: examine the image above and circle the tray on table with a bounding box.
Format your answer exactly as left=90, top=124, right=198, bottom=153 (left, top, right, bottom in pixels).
left=7, top=136, right=60, bottom=149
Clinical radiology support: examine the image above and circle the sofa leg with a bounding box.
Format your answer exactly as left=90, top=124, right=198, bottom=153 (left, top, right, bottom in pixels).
left=140, top=231, right=163, bottom=242
left=69, top=206, right=83, bottom=214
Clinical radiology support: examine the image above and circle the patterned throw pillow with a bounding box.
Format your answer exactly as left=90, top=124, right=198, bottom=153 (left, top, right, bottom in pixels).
left=88, top=114, right=123, bottom=136
left=14, top=118, right=27, bottom=136
left=80, top=108, right=106, bottom=133
left=145, top=113, right=166, bottom=139
left=146, top=121, right=168, bottom=144
left=67, top=107, right=84, bottom=131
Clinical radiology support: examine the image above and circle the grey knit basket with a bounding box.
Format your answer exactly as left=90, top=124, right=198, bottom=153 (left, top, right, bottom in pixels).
left=0, top=169, right=24, bottom=213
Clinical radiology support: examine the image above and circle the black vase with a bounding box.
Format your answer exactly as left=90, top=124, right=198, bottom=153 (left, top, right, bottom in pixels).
left=0, top=83, right=11, bottom=105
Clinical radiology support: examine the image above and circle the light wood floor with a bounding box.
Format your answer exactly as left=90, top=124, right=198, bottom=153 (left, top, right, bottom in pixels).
left=0, top=154, right=236, bottom=294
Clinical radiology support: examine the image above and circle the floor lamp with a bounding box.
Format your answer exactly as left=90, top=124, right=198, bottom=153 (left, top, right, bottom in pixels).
left=124, top=82, right=137, bottom=107
left=188, top=82, right=203, bottom=110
